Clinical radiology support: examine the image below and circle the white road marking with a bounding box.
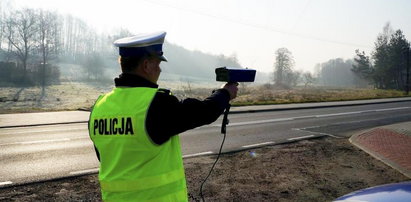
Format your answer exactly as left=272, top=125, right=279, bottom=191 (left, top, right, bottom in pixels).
left=0, top=137, right=91, bottom=146
left=0, top=123, right=87, bottom=133
left=315, top=111, right=362, bottom=118
left=242, top=141, right=274, bottom=148
left=287, top=135, right=315, bottom=141
left=0, top=181, right=12, bottom=186
left=214, top=118, right=294, bottom=127
left=20, top=138, right=71, bottom=145
left=69, top=168, right=99, bottom=175
left=293, top=128, right=343, bottom=139
left=375, top=107, right=410, bottom=112
left=210, top=106, right=410, bottom=127
left=0, top=142, right=18, bottom=146
left=293, top=115, right=316, bottom=120
left=314, top=107, right=411, bottom=118
left=70, top=137, right=89, bottom=140
left=183, top=151, right=213, bottom=158
left=0, top=128, right=86, bottom=135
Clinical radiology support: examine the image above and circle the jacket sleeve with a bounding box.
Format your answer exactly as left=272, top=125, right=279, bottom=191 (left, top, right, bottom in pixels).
left=146, top=89, right=230, bottom=145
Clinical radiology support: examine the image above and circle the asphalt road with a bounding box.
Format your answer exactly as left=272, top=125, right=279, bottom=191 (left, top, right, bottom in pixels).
left=1, top=101, right=411, bottom=187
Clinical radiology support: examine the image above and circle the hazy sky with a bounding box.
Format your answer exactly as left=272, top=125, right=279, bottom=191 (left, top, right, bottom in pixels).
left=9, top=0, right=411, bottom=73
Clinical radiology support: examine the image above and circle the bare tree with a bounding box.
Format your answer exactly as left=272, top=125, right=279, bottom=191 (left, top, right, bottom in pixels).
left=37, top=9, right=60, bottom=91
left=0, top=0, right=13, bottom=51
left=302, top=72, right=316, bottom=88
left=82, top=52, right=105, bottom=80
left=0, top=3, right=4, bottom=50
left=3, top=15, right=14, bottom=62
left=5, top=8, right=38, bottom=85
left=273, top=47, right=295, bottom=88
left=62, top=15, right=88, bottom=62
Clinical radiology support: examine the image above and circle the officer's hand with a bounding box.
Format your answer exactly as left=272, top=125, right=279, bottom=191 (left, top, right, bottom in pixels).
left=221, top=82, right=238, bottom=100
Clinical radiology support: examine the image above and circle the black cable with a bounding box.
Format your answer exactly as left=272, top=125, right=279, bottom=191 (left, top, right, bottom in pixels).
left=199, top=106, right=230, bottom=202
left=199, top=129, right=226, bottom=202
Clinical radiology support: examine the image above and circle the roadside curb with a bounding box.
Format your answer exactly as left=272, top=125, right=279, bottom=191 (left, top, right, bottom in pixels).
left=0, top=121, right=87, bottom=129
left=350, top=128, right=411, bottom=178
left=230, top=97, right=411, bottom=114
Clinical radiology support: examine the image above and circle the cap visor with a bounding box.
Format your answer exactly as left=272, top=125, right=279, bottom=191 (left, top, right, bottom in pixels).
left=159, top=55, right=168, bottom=62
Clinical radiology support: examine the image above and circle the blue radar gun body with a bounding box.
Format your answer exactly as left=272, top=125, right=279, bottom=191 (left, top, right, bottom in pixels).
left=215, top=67, right=256, bottom=83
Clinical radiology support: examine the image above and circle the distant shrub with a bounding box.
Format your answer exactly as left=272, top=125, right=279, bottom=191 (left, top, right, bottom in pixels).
left=0, top=61, right=60, bottom=87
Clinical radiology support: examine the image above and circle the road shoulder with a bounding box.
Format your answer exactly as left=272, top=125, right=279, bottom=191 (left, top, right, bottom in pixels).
left=1, top=137, right=408, bottom=201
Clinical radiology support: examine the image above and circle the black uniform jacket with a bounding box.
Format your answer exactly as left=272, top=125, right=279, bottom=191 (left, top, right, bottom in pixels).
left=97, top=73, right=230, bottom=147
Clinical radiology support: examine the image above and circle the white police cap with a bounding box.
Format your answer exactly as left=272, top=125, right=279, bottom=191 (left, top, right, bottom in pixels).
left=113, top=31, right=167, bottom=62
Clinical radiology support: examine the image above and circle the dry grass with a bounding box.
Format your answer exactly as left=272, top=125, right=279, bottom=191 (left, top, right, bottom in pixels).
left=231, top=86, right=409, bottom=106
left=0, top=82, right=111, bottom=114
left=0, top=82, right=408, bottom=114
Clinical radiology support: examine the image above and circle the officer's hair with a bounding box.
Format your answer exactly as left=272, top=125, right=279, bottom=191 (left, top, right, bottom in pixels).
left=119, top=54, right=153, bottom=73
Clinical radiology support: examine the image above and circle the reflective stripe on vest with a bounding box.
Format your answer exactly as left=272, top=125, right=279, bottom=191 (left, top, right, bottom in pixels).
left=100, top=169, right=184, bottom=192
left=89, top=87, right=188, bottom=201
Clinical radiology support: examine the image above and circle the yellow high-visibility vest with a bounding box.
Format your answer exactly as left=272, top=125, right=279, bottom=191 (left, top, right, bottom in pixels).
left=89, top=87, right=188, bottom=202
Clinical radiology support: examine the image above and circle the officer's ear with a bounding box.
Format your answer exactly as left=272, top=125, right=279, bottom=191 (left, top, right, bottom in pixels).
left=140, top=57, right=152, bottom=74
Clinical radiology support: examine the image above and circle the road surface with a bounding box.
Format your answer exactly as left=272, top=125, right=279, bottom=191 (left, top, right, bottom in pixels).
left=0, top=100, right=410, bottom=187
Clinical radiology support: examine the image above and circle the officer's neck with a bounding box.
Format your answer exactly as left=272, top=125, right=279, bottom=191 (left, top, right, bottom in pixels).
left=115, top=73, right=158, bottom=88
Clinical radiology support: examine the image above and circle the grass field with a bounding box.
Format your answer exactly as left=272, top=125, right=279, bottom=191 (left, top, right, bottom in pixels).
left=0, top=82, right=409, bottom=114
left=231, top=85, right=409, bottom=106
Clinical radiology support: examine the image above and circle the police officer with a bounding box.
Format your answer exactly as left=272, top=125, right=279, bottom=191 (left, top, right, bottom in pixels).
left=89, top=31, right=238, bottom=201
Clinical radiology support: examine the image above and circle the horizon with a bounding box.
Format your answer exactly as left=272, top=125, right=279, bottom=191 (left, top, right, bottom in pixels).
left=5, top=0, right=411, bottom=74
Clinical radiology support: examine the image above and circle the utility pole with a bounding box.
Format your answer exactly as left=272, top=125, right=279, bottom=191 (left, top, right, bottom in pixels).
left=403, top=46, right=410, bottom=95
left=406, top=46, right=410, bottom=95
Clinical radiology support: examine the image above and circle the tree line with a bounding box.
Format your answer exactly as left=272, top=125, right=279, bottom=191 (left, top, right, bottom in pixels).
left=272, top=23, right=410, bottom=92
left=0, top=5, right=242, bottom=87
left=353, top=23, right=410, bottom=92
left=0, top=8, right=61, bottom=87
left=0, top=5, right=120, bottom=87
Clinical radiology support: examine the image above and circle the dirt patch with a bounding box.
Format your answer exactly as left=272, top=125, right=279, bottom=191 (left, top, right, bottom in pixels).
left=0, top=137, right=408, bottom=202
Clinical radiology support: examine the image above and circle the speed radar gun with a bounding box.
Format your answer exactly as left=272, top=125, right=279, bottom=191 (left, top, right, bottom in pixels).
left=199, top=66, right=257, bottom=201
left=215, top=67, right=256, bottom=134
